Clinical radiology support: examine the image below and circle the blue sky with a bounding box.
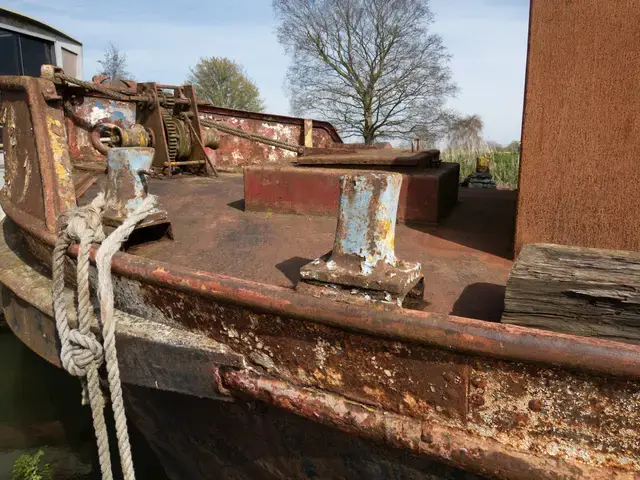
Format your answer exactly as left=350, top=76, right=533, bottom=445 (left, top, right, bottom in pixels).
left=4, top=0, right=529, bottom=144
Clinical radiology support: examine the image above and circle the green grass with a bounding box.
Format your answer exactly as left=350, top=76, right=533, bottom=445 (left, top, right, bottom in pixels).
left=12, top=450, right=51, bottom=480
left=441, top=148, right=520, bottom=190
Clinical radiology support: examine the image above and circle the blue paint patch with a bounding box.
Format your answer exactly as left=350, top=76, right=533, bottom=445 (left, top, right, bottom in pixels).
left=110, top=111, right=127, bottom=123
left=107, top=148, right=155, bottom=210
left=339, top=176, right=373, bottom=259
left=89, top=99, right=136, bottom=126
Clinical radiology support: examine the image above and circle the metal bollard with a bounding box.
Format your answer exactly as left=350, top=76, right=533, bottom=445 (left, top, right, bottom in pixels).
left=102, top=147, right=171, bottom=238
left=299, top=172, right=423, bottom=306
left=104, top=147, right=154, bottom=218
left=332, top=173, right=401, bottom=274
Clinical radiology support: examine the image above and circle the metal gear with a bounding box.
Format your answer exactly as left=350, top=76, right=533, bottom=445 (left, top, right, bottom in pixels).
left=162, top=110, right=179, bottom=162
left=158, top=89, right=180, bottom=162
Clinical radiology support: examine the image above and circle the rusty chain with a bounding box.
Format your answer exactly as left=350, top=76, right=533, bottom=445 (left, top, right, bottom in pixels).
left=55, top=72, right=151, bottom=103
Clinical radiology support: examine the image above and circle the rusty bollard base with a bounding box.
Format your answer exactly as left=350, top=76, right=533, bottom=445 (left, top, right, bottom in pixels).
left=299, top=252, right=424, bottom=307
left=298, top=172, right=424, bottom=307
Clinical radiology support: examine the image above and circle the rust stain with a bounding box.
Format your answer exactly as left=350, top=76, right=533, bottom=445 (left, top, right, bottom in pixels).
left=516, top=0, right=640, bottom=254
left=468, top=358, right=640, bottom=471
left=198, top=112, right=337, bottom=172
left=127, top=281, right=471, bottom=420
left=222, top=369, right=634, bottom=479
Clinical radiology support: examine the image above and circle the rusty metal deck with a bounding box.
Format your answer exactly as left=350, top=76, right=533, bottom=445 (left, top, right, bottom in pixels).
left=119, top=174, right=515, bottom=321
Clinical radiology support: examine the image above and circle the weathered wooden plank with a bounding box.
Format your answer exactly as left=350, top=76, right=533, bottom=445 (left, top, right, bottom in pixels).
left=502, top=243, right=640, bottom=343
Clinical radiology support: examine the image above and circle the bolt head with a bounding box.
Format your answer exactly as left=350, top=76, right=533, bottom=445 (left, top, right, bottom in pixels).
left=529, top=399, right=544, bottom=412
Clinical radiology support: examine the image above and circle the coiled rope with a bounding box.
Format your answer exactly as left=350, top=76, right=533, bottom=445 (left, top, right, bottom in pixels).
left=53, top=193, right=158, bottom=480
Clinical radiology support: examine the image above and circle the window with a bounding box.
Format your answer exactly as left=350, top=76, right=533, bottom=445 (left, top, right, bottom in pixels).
left=20, top=33, right=53, bottom=76
left=61, top=48, right=78, bottom=77
left=0, top=27, right=54, bottom=76
left=0, top=29, right=20, bottom=75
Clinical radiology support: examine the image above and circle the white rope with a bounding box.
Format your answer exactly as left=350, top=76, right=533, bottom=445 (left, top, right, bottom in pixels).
left=53, top=193, right=158, bottom=480
left=53, top=193, right=113, bottom=480
left=96, top=195, right=157, bottom=480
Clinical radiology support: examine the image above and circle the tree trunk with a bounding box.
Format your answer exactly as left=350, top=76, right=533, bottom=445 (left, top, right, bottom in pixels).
left=363, top=129, right=375, bottom=145
left=502, top=243, right=640, bottom=344
left=362, top=101, right=374, bottom=145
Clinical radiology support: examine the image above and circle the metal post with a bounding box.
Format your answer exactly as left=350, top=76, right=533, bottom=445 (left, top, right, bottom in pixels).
left=102, top=147, right=171, bottom=239
left=105, top=147, right=154, bottom=218
left=304, top=119, right=313, bottom=148
left=332, top=173, right=401, bottom=274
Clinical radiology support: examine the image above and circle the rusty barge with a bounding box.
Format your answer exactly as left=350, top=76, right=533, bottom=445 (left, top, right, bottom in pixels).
left=2, top=2, right=640, bottom=478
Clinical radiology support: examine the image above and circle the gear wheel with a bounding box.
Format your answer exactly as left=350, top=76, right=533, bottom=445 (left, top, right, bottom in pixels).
left=158, top=89, right=179, bottom=162
left=162, top=110, right=179, bottom=162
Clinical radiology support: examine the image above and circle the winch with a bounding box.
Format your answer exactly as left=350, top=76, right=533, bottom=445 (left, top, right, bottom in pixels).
left=88, top=84, right=221, bottom=176
left=135, top=83, right=220, bottom=176
left=42, top=65, right=221, bottom=177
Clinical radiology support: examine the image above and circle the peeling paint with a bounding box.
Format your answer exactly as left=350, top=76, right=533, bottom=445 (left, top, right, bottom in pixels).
left=17, top=155, right=31, bottom=203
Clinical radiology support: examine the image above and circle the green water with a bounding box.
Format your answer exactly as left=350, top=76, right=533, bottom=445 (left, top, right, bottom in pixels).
left=0, top=327, right=168, bottom=480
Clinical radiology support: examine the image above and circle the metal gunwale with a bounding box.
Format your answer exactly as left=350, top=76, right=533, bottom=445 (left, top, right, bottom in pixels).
left=2, top=191, right=640, bottom=379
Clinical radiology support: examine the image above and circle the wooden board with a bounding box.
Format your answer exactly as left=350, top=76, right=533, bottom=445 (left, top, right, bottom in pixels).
left=502, top=243, right=640, bottom=343
left=297, top=148, right=439, bottom=167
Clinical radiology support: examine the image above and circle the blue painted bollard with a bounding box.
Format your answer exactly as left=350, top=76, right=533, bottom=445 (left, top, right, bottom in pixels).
left=103, top=147, right=171, bottom=238
left=104, top=147, right=154, bottom=219
left=299, top=172, right=423, bottom=306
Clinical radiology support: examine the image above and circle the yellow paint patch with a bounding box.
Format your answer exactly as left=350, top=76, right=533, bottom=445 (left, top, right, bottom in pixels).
left=403, top=392, right=417, bottom=408
left=54, top=160, right=70, bottom=181
left=325, top=368, right=343, bottom=386
left=304, top=121, right=313, bottom=148
left=47, top=117, right=67, bottom=160
left=380, top=219, right=395, bottom=250
left=363, top=385, right=386, bottom=403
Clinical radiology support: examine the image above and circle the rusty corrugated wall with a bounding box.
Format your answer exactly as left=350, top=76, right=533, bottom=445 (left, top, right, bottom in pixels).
left=515, top=0, right=640, bottom=254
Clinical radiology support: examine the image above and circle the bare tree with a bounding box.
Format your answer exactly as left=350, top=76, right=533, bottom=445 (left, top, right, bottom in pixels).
left=97, top=43, right=130, bottom=81
left=273, top=0, right=457, bottom=144
left=186, top=57, right=265, bottom=112
left=446, top=114, right=486, bottom=151
left=411, top=108, right=459, bottom=148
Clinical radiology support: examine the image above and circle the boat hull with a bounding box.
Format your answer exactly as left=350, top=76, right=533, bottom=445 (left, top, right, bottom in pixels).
left=124, top=384, right=482, bottom=480
left=2, top=215, right=640, bottom=479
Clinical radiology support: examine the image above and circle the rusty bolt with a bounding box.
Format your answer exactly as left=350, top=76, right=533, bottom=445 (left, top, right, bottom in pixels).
left=442, top=371, right=456, bottom=384
left=469, top=393, right=485, bottom=407
left=528, top=399, right=544, bottom=412
left=443, top=388, right=460, bottom=402
left=471, top=377, right=487, bottom=389
left=421, top=430, right=433, bottom=444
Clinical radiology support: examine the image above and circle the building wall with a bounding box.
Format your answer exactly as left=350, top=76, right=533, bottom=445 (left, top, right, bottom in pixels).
left=0, top=13, right=82, bottom=77
left=515, top=0, right=640, bottom=254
